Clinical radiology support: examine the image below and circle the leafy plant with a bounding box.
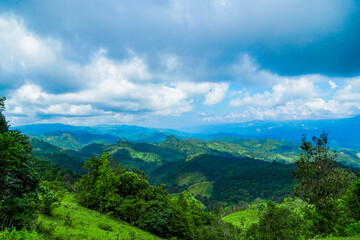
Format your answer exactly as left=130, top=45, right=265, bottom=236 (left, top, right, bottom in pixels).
left=38, top=180, right=65, bottom=215
left=0, top=228, right=44, bottom=240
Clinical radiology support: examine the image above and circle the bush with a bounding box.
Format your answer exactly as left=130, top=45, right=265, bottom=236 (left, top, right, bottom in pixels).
left=342, top=176, right=360, bottom=222
left=0, top=97, right=40, bottom=229
left=98, top=222, right=113, bottom=231
left=0, top=228, right=44, bottom=240
left=38, top=180, right=65, bottom=215
left=345, top=221, right=360, bottom=237
left=246, top=201, right=307, bottom=240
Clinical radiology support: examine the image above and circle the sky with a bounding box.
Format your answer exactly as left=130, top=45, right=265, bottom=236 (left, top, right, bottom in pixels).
left=1, top=0, right=360, bottom=128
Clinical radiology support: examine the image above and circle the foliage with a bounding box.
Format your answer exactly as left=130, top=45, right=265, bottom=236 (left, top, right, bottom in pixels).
left=36, top=193, right=160, bottom=240
left=152, top=154, right=296, bottom=206
left=342, top=175, right=360, bottom=222
left=38, top=180, right=66, bottom=215
left=0, top=228, right=44, bottom=240
left=222, top=208, right=259, bottom=230
left=194, top=220, right=241, bottom=240
left=29, top=128, right=360, bottom=208
left=244, top=200, right=309, bottom=240
left=0, top=97, right=8, bottom=132
left=35, top=160, right=81, bottom=188
left=0, top=97, right=40, bottom=230
left=74, top=152, right=214, bottom=239
left=293, top=132, right=353, bottom=234
left=31, top=137, right=86, bottom=174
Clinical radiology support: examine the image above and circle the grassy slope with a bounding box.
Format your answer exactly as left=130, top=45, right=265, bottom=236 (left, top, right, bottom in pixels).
left=36, top=133, right=85, bottom=151
left=187, top=181, right=213, bottom=198
left=222, top=209, right=259, bottom=230
left=320, top=237, right=360, bottom=240
left=222, top=209, right=360, bottom=240
left=37, top=194, right=161, bottom=240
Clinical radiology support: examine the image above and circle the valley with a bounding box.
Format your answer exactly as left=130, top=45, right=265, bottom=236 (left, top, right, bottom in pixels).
left=24, top=123, right=360, bottom=207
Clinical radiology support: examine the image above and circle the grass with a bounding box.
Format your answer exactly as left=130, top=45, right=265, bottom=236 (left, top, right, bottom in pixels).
left=37, top=193, right=161, bottom=240
left=320, top=237, right=360, bottom=240
left=222, top=208, right=360, bottom=240
left=176, top=171, right=207, bottom=186
left=187, top=181, right=213, bottom=198
left=222, top=208, right=260, bottom=230
left=129, top=151, right=162, bottom=163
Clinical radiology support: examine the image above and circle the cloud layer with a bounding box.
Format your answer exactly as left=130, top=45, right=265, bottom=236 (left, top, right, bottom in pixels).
left=0, top=1, right=360, bottom=127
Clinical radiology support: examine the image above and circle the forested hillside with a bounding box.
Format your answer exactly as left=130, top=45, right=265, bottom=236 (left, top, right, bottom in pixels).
left=28, top=132, right=360, bottom=207
left=2, top=98, right=360, bottom=239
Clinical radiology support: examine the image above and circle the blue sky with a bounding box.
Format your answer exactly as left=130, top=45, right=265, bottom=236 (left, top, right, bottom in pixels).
left=1, top=0, right=360, bottom=128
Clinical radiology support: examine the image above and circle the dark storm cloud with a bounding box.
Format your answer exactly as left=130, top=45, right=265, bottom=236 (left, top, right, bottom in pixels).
left=1, top=0, right=358, bottom=80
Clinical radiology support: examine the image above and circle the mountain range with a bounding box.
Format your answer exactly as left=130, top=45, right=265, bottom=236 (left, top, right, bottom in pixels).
left=15, top=115, right=360, bottom=150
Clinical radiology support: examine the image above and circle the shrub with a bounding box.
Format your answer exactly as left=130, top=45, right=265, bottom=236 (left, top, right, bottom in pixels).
left=38, top=180, right=65, bottom=215
left=0, top=228, right=44, bottom=240
left=246, top=201, right=307, bottom=240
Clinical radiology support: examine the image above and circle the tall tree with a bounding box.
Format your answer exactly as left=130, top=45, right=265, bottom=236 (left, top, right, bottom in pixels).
left=0, top=97, right=39, bottom=229
left=293, top=132, right=353, bottom=233
left=0, top=97, right=9, bottom=133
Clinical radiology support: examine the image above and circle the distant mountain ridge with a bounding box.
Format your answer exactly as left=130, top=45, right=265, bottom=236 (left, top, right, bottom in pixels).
left=15, top=115, right=360, bottom=150
left=179, top=115, right=360, bottom=150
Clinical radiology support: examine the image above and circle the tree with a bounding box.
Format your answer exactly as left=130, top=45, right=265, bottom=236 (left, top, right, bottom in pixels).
left=0, top=97, right=9, bottom=133
left=38, top=180, right=65, bottom=215
left=293, top=132, right=353, bottom=233
left=342, top=175, right=360, bottom=221
left=75, top=152, right=214, bottom=239
left=256, top=201, right=306, bottom=240
left=0, top=97, right=39, bottom=229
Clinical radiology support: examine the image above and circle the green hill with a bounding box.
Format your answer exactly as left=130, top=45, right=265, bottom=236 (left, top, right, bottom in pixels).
left=31, top=132, right=360, bottom=169
left=151, top=154, right=297, bottom=205
left=222, top=208, right=260, bottom=229
left=29, top=134, right=360, bottom=206
left=156, top=136, right=360, bottom=166
left=30, top=138, right=87, bottom=174
left=79, top=140, right=185, bottom=174
left=37, top=193, right=161, bottom=240
left=31, top=131, right=122, bottom=151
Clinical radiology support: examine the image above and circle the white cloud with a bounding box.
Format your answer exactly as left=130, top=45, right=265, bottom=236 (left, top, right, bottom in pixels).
left=213, top=0, right=230, bottom=8
left=175, top=81, right=229, bottom=105
left=335, top=78, right=360, bottom=101
left=204, top=83, right=229, bottom=105
left=5, top=51, right=229, bottom=125
left=329, top=80, right=337, bottom=89
left=1, top=13, right=359, bottom=127
left=42, top=104, right=97, bottom=116
left=230, top=77, right=317, bottom=107
left=0, top=15, right=60, bottom=74
left=0, top=14, right=230, bottom=125
left=205, top=98, right=349, bottom=123
left=232, top=54, right=281, bottom=86
left=206, top=62, right=360, bottom=123
left=160, top=54, right=182, bottom=72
